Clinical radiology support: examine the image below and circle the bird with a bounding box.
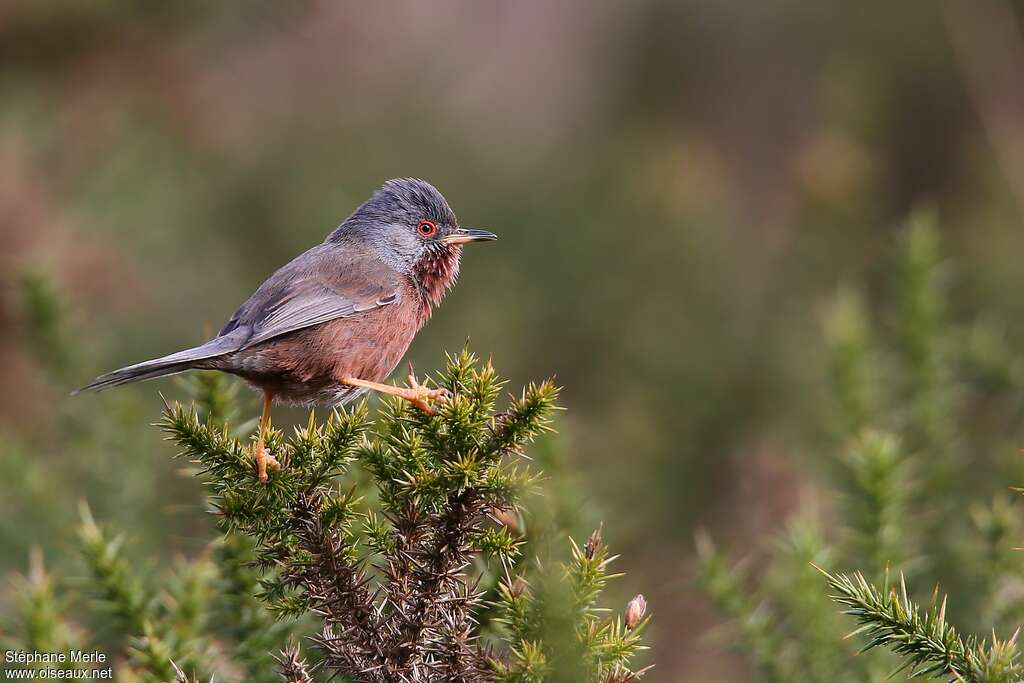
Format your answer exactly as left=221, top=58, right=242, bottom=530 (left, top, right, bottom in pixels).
left=77, top=178, right=497, bottom=482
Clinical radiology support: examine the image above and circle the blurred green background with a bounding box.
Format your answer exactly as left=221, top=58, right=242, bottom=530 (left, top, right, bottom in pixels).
left=3, top=1, right=1024, bottom=680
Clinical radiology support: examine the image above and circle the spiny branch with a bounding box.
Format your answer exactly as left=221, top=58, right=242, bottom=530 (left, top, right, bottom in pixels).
left=818, top=567, right=1021, bottom=682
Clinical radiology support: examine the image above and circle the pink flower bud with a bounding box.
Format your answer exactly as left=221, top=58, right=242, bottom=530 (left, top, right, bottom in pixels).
left=491, top=507, right=519, bottom=532
left=625, top=594, right=647, bottom=630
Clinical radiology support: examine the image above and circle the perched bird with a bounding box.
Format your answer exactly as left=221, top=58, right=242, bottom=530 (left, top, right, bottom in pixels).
left=77, top=178, right=496, bottom=481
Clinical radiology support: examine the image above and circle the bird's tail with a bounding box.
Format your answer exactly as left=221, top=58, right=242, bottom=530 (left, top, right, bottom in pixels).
left=74, top=338, right=235, bottom=393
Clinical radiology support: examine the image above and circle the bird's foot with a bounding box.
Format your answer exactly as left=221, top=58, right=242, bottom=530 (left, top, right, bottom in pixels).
left=402, top=370, right=450, bottom=415
left=254, top=444, right=281, bottom=483
left=340, top=372, right=450, bottom=415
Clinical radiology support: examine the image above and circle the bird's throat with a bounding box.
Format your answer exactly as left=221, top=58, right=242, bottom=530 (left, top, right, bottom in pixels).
left=413, top=245, right=462, bottom=324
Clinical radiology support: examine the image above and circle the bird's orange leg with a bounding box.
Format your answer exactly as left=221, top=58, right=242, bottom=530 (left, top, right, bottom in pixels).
left=341, top=370, right=449, bottom=415
left=254, top=389, right=281, bottom=483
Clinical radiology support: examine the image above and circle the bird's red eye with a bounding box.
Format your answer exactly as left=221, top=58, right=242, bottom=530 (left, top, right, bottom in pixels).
left=416, top=220, right=438, bottom=237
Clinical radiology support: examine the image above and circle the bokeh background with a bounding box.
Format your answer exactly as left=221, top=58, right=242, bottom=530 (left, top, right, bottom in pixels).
left=4, top=1, right=1024, bottom=680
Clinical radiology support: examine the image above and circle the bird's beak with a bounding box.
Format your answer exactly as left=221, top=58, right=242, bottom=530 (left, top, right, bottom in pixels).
left=442, top=227, right=498, bottom=245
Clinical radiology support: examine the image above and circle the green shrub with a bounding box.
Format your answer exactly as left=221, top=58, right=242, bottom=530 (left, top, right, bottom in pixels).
left=698, top=215, right=1024, bottom=682
left=3, top=353, right=650, bottom=682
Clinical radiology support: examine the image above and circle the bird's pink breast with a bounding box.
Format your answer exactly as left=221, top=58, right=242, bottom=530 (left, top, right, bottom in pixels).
left=228, top=290, right=423, bottom=406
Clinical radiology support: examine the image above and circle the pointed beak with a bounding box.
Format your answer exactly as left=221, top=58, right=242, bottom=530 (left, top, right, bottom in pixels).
left=442, top=227, right=498, bottom=245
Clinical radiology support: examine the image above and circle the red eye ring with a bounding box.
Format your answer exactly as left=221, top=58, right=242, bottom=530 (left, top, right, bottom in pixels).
left=416, top=220, right=438, bottom=237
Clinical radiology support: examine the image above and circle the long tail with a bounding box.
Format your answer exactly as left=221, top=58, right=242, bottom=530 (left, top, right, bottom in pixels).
left=74, top=337, right=237, bottom=393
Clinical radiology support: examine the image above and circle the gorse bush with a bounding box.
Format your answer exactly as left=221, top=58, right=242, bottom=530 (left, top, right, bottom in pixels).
left=3, top=352, right=650, bottom=682
left=697, top=215, right=1024, bottom=682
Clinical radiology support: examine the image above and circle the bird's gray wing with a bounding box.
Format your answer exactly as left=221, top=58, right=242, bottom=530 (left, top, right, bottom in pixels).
left=219, top=245, right=402, bottom=350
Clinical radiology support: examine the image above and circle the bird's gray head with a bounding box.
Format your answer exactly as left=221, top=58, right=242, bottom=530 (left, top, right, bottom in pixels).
left=327, top=178, right=496, bottom=307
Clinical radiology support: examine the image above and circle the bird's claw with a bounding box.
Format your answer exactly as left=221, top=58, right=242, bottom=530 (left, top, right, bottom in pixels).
left=405, top=371, right=450, bottom=415
left=255, top=444, right=281, bottom=483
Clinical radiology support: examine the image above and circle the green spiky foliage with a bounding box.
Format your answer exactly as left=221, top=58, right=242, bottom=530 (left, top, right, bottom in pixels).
left=157, top=350, right=649, bottom=682
left=2, top=549, right=81, bottom=675
left=210, top=533, right=297, bottom=683
left=696, top=215, right=1024, bottom=682
left=3, top=353, right=649, bottom=682
left=1, top=268, right=188, bottom=581
left=75, top=502, right=216, bottom=682
left=1, top=367, right=302, bottom=682
left=819, top=568, right=1021, bottom=681
left=492, top=525, right=650, bottom=683
left=2, top=504, right=220, bottom=682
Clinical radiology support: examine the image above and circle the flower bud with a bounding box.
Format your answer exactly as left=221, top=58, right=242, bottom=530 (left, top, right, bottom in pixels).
left=491, top=507, right=519, bottom=532
left=584, top=523, right=604, bottom=560
left=508, top=575, right=529, bottom=598
left=624, top=594, right=647, bottom=630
